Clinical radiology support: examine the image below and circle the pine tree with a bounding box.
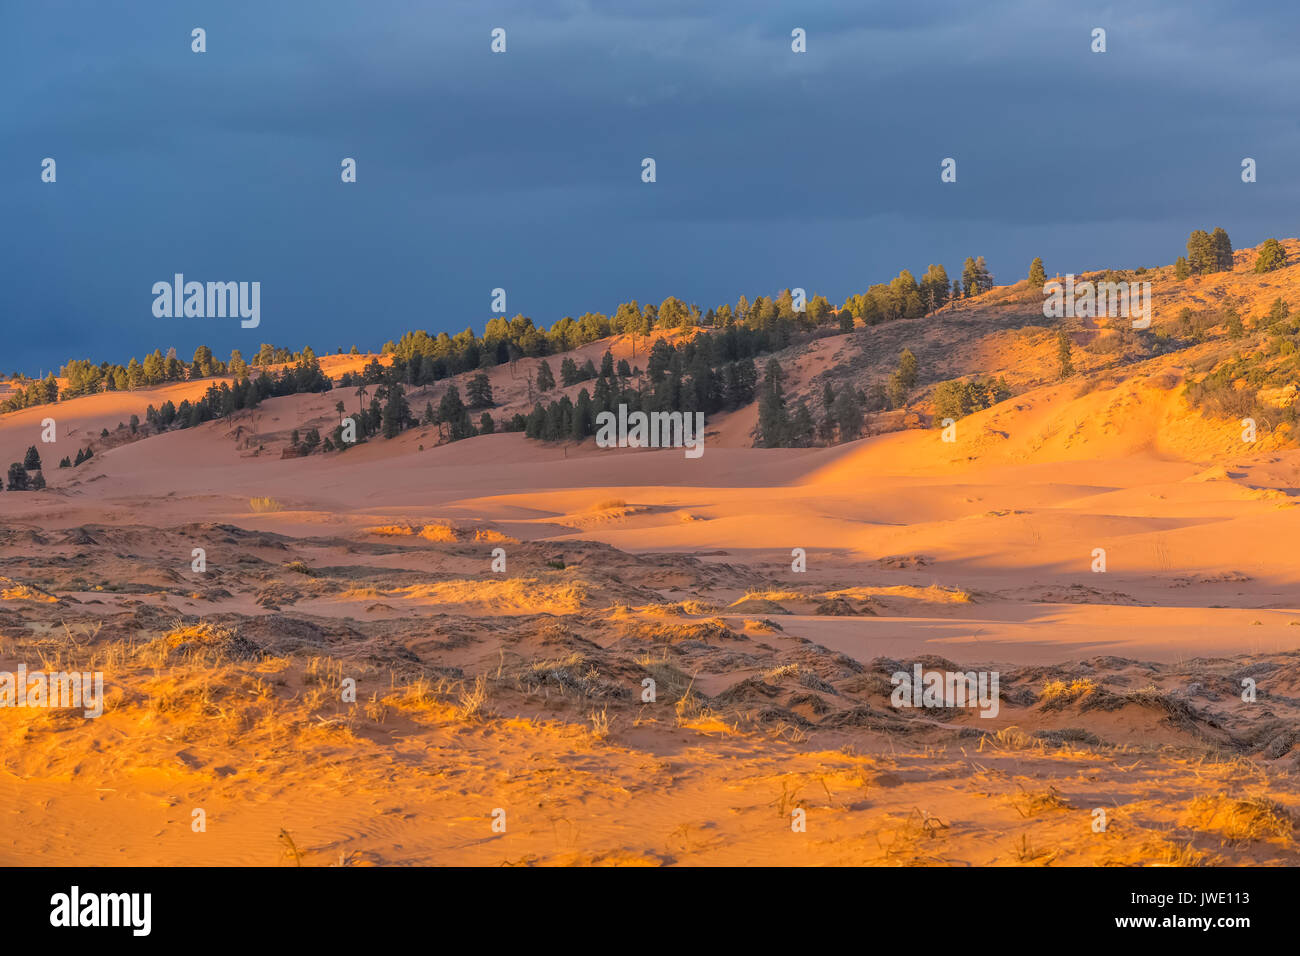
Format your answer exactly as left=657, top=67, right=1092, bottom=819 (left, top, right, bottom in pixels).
left=1267, top=297, right=1290, bottom=329
left=6, top=463, right=29, bottom=491
left=559, top=357, right=580, bottom=387
left=437, top=384, right=473, bottom=441
left=31, top=471, right=45, bottom=491
left=23, top=446, right=41, bottom=471
left=1187, top=230, right=1215, bottom=275
left=1057, top=328, right=1074, bottom=379
left=922, top=264, right=950, bottom=312
left=1254, top=238, right=1287, bottom=274
left=467, top=372, right=494, bottom=408
left=961, top=258, right=978, bottom=296
left=788, top=401, right=815, bottom=447
left=1211, top=227, right=1233, bottom=272
left=886, top=373, right=907, bottom=410
left=381, top=383, right=409, bottom=439
left=832, top=387, right=863, bottom=441
left=897, top=349, right=918, bottom=390
left=757, top=359, right=789, bottom=448
left=1225, top=308, right=1245, bottom=339
left=535, top=360, right=555, bottom=392
left=1028, top=257, right=1046, bottom=287
left=1174, top=256, right=1190, bottom=280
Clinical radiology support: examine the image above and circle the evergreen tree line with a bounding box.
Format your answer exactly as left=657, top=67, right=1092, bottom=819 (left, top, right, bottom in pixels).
left=294, top=371, right=498, bottom=457
left=329, top=324, right=780, bottom=450
left=1, top=342, right=332, bottom=413
left=839, top=257, right=993, bottom=326
left=143, top=351, right=332, bottom=434
left=505, top=335, right=762, bottom=444
left=755, top=346, right=1006, bottom=447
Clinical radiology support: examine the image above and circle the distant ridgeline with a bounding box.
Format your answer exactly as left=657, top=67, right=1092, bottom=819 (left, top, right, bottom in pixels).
left=2, top=255, right=994, bottom=418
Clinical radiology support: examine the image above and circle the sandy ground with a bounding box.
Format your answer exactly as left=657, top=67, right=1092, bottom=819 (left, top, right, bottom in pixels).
left=3, top=251, right=1300, bottom=866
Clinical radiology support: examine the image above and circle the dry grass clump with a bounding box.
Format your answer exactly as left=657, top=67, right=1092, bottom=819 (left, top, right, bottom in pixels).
left=589, top=498, right=628, bottom=512
left=679, top=600, right=720, bottom=615
left=401, top=578, right=591, bottom=613
left=829, top=584, right=973, bottom=605
left=249, top=496, right=284, bottom=513
left=362, top=524, right=413, bottom=536
left=735, top=589, right=811, bottom=604
left=1129, top=838, right=1213, bottom=867
left=670, top=675, right=733, bottom=735
left=978, top=726, right=1042, bottom=752
left=762, top=663, right=800, bottom=681
left=380, top=672, right=490, bottom=725
left=0, top=580, right=59, bottom=603
left=635, top=652, right=693, bottom=703
left=1182, top=794, right=1296, bottom=845
left=333, top=577, right=592, bottom=613
left=361, top=521, right=461, bottom=542
left=518, top=653, right=626, bottom=703
left=457, top=675, right=488, bottom=721
left=1040, top=677, right=1098, bottom=705
left=875, top=808, right=951, bottom=864
left=639, top=600, right=722, bottom=618
left=588, top=706, right=612, bottom=740
left=139, top=621, right=264, bottom=667
left=1010, top=785, right=1074, bottom=818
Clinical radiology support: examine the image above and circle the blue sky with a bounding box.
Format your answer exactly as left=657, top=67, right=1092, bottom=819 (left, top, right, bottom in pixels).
left=4, top=0, right=1299, bottom=374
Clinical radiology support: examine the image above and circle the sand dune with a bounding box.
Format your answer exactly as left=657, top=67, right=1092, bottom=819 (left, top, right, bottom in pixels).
left=3, top=248, right=1300, bottom=865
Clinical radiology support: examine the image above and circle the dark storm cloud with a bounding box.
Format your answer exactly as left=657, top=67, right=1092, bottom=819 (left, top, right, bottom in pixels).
left=2, top=0, right=1298, bottom=372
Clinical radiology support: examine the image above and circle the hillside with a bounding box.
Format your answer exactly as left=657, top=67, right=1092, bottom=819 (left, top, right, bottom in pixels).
left=1, top=240, right=1298, bottom=866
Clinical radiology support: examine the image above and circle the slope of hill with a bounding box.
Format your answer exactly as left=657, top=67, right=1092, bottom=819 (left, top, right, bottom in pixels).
left=1, top=240, right=1298, bottom=866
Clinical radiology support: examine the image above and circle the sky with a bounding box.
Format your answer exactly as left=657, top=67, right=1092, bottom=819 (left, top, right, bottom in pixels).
left=4, top=0, right=1300, bottom=375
